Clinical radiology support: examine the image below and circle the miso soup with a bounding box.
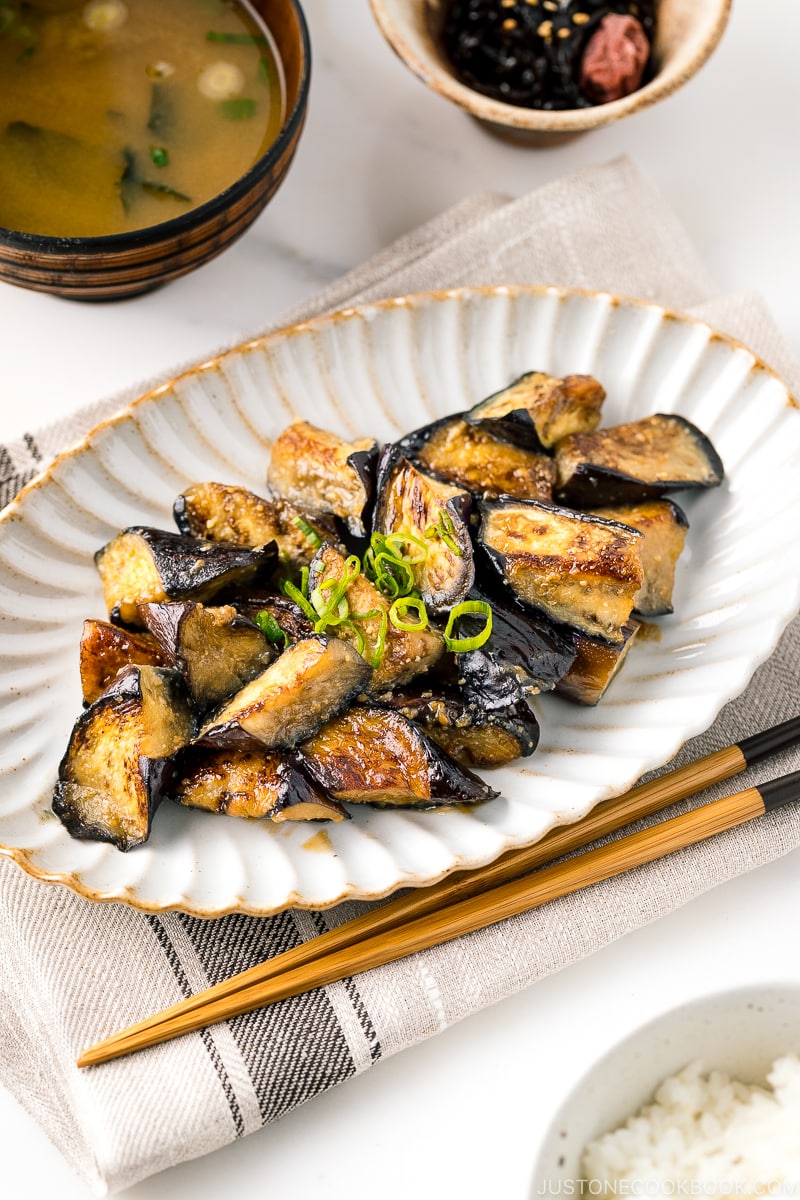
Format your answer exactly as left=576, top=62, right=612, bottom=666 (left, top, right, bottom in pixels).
left=0, top=0, right=285, bottom=237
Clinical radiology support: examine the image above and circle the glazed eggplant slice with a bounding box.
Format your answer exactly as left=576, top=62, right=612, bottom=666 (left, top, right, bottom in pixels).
left=79, top=618, right=166, bottom=706
left=373, top=686, right=540, bottom=767
left=555, top=620, right=640, bottom=706
left=555, top=414, right=725, bottom=507
left=373, top=448, right=474, bottom=610
left=267, top=421, right=378, bottom=537
left=173, top=483, right=337, bottom=567
left=294, top=706, right=497, bottom=807
left=451, top=586, right=576, bottom=708
left=52, top=665, right=194, bottom=851
left=397, top=415, right=556, bottom=502
left=307, top=543, right=444, bottom=690
left=138, top=601, right=274, bottom=710
left=197, top=635, right=372, bottom=751
left=478, top=498, right=643, bottom=644
left=95, top=526, right=277, bottom=627
left=588, top=500, right=689, bottom=616
left=466, top=371, right=605, bottom=451
left=171, top=745, right=349, bottom=822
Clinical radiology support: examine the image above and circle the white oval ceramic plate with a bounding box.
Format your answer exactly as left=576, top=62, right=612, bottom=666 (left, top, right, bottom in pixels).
left=1, top=286, right=799, bottom=917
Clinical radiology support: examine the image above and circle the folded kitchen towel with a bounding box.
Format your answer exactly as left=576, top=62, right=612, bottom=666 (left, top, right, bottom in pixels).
left=1, top=156, right=799, bottom=1195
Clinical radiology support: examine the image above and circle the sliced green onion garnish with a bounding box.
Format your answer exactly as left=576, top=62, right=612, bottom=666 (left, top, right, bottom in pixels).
left=291, top=514, right=322, bottom=549
left=206, top=31, right=268, bottom=45
left=389, top=596, right=429, bottom=632
left=443, top=600, right=493, bottom=653
left=281, top=578, right=316, bottom=622
left=253, top=610, right=289, bottom=647
left=149, top=146, right=169, bottom=168
left=219, top=97, right=256, bottom=120
left=384, top=532, right=428, bottom=564
left=426, top=510, right=464, bottom=557
left=368, top=609, right=388, bottom=668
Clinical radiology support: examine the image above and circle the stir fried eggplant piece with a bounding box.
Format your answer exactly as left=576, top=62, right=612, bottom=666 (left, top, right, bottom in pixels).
left=450, top=586, right=576, bottom=708
left=478, top=498, right=643, bottom=644
left=173, top=483, right=337, bottom=567
left=79, top=618, right=166, bottom=706
left=95, top=526, right=277, bottom=627
left=138, top=601, right=274, bottom=711
left=555, top=620, right=641, bottom=706
left=294, top=706, right=497, bottom=808
left=466, top=371, right=605, bottom=451
left=267, top=421, right=378, bottom=537
left=52, top=665, right=194, bottom=851
left=373, top=446, right=474, bottom=610
left=171, top=745, right=349, bottom=822
left=197, top=635, right=372, bottom=751
left=373, top=686, right=540, bottom=767
left=588, top=500, right=689, bottom=616
left=307, top=543, right=444, bottom=690
left=397, top=415, right=556, bottom=502
left=555, top=414, right=724, bottom=507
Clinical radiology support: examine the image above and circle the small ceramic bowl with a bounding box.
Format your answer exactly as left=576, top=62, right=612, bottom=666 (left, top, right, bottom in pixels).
left=369, top=0, right=731, bottom=144
left=530, top=984, right=800, bottom=1190
left=0, top=0, right=310, bottom=301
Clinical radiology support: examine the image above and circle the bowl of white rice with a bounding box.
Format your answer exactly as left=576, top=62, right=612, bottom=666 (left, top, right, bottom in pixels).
left=530, top=984, right=800, bottom=1194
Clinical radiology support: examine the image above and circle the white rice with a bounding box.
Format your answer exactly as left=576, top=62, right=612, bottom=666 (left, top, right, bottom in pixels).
left=580, top=1054, right=800, bottom=1193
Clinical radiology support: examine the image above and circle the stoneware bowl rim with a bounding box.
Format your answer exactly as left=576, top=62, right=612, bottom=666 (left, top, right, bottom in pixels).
left=0, top=0, right=311, bottom=254
left=369, top=0, right=732, bottom=134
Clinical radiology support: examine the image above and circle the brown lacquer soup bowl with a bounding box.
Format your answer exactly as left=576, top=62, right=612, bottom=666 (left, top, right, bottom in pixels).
left=0, top=0, right=310, bottom=301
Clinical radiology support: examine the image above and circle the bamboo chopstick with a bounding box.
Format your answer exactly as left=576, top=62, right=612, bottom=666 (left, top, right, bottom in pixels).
left=77, top=715, right=800, bottom=1068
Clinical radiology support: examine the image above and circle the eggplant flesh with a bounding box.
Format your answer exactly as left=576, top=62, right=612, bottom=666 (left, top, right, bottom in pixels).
left=52, top=665, right=194, bottom=850
left=174, top=483, right=337, bottom=567
left=79, top=618, right=166, bottom=706
left=266, top=421, right=378, bottom=537
left=450, top=586, right=576, bottom=708
left=555, top=620, right=640, bottom=706
left=294, top=706, right=497, bottom=808
left=138, top=601, right=274, bottom=711
left=308, top=543, right=444, bottom=690
left=95, top=526, right=277, bottom=627
left=466, top=372, right=605, bottom=451
left=171, top=745, right=349, bottom=822
left=478, top=498, right=643, bottom=644
left=398, top=415, right=556, bottom=503
left=555, top=414, right=725, bottom=507
left=373, top=448, right=474, bottom=611
left=197, top=635, right=373, bottom=751
left=373, top=686, right=540, bottom=767
left=589, top=500, right=689, bottom=616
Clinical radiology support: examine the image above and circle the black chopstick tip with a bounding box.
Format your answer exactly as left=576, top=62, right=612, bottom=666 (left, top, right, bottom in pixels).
left=758, top=770, right=800, bottom=813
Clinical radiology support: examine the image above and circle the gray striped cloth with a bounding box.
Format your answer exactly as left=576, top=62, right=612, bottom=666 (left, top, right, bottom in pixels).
left=2, top=157, right=800, bottom=1195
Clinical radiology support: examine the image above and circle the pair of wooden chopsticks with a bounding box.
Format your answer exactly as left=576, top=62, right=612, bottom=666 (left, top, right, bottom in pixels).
left=78, top=714, right=800, bottom=1069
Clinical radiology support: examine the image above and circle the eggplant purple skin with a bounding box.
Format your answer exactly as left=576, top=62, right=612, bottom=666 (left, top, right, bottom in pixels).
left=372, top=686, right=541, bottom=761
left=346, top=443, right=380, bottom=534
left=556, top=416, right=725, bottom=508
left=373, top=442, right=472, bottom=530
left=447, top=582, right=577, bottom=709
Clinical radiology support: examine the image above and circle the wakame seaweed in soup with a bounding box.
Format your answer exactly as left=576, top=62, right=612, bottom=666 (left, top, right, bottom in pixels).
left=0, top=0, right=285, bottom=237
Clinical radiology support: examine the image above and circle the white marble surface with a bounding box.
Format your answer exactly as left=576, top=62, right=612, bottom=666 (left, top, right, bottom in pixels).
left=2, top=2, right=800, bottom=1198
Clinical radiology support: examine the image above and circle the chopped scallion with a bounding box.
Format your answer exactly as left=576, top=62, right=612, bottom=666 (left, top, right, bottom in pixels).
left=206, top=31, right=268, bottom=45
left=389, top=596, right=429, bottom=632
left=281, top=578, right=316, bottom=622
left=443, top=600, right=493, bottom=653
left=292, top=515, right=322, bottom=549
left=149, top=146, right=169, bottom=168
left=219, top=97, right=256, bottom=120
left=254, top=610, right=289, bottom=647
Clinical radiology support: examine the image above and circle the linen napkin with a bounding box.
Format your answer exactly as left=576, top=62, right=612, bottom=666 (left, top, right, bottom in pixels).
left=1, top=156, right=799, bottom=1196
